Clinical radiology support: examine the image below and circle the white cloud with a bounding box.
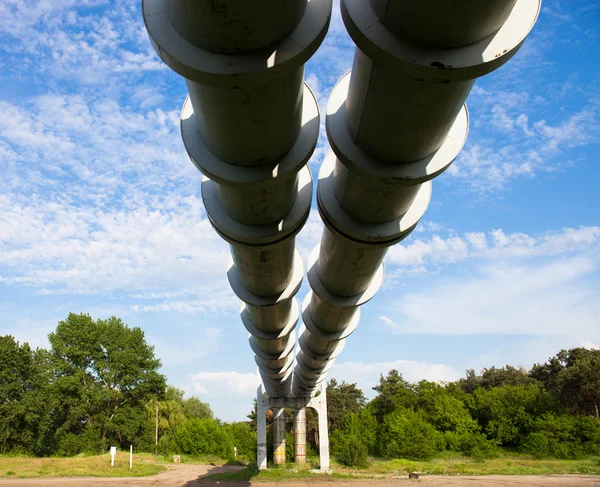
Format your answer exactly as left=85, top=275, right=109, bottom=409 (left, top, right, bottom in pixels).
left=387, top=226, right=600, bottom=268
left=187, top=371, right=258, bottom=398
left=384, top=255, right=599, bottom=338
left=450, top=91, right=599, bottom=192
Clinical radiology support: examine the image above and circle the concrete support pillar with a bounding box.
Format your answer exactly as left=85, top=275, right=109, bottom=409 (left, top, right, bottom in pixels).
left=293, top=408, right=307, bottom=464
left=257, top=384, right=269, bottom=470
left=293, top=0, right=541, bottom=396
left=273, top=408, right=287, bottom=466
left=314, top=384, right=330, bottom=471
left=143, top=0, right=333, bottom=402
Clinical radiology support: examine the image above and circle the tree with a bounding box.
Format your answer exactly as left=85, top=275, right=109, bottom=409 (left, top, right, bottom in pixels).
left=415, top=381, right=479, bottom=435
left=183, top=396, right=213, bottom=420
left=170, top=418, right=234, bottom=458
left=0, top=336, right=54, bottom=454
left=326, top=379, right=367, bottom=430
left=369, top=370, right=415, bottom=422
left=330, top=409, right=377, bottom=455
left=378, top=408, right=445, bottom=459
left=532, top=348, right=600, bottom=422
left=49, top=313, right=166, bottom=454
left=470, top=383, right=554, bottom=446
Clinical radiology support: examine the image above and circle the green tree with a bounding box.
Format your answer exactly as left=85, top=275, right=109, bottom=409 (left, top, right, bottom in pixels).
left=415, top=380, right=479, bottom=435
left=170, top=418, right=234, bottom=458
left=369, top=370, right=416, bottom=422
left=470, top=383, right=553, bottom=446
left=0, top=336, right=54, bottom=454
left=183, top=396, right=213, bottom=420
left=331, top=409, right=377, bottom=455
left=532, top=348, right=600, bottom=422
left=49, top=313, right=166, bottom=454
left=378, top=408, right=445, bottom=459
left=326, top=379, right=367, bottom=431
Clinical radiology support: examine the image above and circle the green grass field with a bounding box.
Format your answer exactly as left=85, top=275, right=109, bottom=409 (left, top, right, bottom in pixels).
left=204, top=452, right=600, bottom=482
left=2, top=451, right=599, bottom=481
left=0, top=452, right=165, bottom=479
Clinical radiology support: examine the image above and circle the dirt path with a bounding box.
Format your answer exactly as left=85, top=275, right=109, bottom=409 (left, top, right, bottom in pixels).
left=0, top=465, right=598, bottom=487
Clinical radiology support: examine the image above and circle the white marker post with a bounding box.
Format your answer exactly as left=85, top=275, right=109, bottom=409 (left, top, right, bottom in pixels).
left=129, top=445, right=133, bottom=469
left=110, top=446, right=116, bottom=467
left=234, top=446, right=237, bottom=459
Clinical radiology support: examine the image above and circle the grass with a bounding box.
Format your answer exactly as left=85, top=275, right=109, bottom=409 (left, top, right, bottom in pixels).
left=203, top=452, right=600, bottom=482
left=360, top=452, right=600, bottom=476
left=3, top=451, right=599, bottom=481
left=155, top=453, right=246, bottom=466
left=203, top=459, right=363, bottom=483
left=0, top=452, right=165, bottom=479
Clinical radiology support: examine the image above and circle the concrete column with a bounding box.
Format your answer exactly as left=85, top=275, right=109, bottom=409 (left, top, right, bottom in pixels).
left=257, top=384, right=269, bottom=470
left=294, top=408, right=307, bottom=463
left=293, top=0, right=541, bottom=396
left=144, top=0, right=333, bottom=404
left=273, top=408, right=287, bottom=465
left=314, top=384, right=330, bottom=471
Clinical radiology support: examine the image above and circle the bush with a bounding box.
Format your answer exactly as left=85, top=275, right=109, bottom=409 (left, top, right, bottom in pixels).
left=169, top=418, right=234, bottom=458
left=226, top=422, right=256, bottom=461
left=330, top=410, right=377, bottom=456
left=378, top=408, right=445, bottom=459
left=521, top=432, right=550, bottom=458
left=338, top=435, right=369, bottom=468
left=285, top=430, right=294, bottom=463
left=520, top=413, right=600, bottom=459
left=444, top=431, right=499, bottom=459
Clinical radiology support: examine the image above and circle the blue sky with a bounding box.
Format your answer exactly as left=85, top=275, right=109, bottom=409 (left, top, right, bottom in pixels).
left=0, top=0, right=599, bottom=421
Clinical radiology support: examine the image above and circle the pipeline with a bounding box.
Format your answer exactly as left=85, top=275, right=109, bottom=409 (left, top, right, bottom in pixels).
left=143, top=0, right=333, bottom=399
left=293, top=0, right=541, bottom=396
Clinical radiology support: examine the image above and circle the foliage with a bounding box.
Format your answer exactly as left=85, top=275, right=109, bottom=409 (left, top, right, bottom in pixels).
left=531, top=348, right=600, bottom=422
left=458, top=366, right=536, bottom=393
left=469, top=383, right=554, bottom=446
left=0, top=336, right=54, bottom=455
left=520, top=413, right=600, bottom=459
left=48, top=314, right=166, bottom=454
left=183, top=396, right=213, bottom=420
left=415, top=381, right=479, bottom=435
left=226, top=422, right=256, bottom=460
left=3, top=317, right=600, bottom=467
left=378, top=408, right=445, bottom=459
left=338, top=435, right=369, bottom=468
left=326, top=379, right=367, bottom=431
left=168, top=418, right=234, bottom=458
left=331, top=410, right=377, bottom=455
left=369, top=370, right=416, bottom=423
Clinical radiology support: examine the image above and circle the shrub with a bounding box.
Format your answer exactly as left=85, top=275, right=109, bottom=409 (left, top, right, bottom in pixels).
left=520, top=413, right=600, bottom=459
left=378, top=408, right=445, bottom=459
left=330, top=410, right=378, bottom=456
left=169, top=418, right=234, bottom=459
left=285, top=430, right=294, bottom=463
left=444, top=431, right=499, bottom=459
left=226, top=422, right=256, bottom=461
left=338, top=435, right=369, bottom=468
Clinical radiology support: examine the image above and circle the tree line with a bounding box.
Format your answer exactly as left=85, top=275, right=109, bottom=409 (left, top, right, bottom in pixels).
left=2, top=313, right=599, bottom=466
left=0, top=313, right=254, bottom=459
left=320, top=349, right=600, bottom=466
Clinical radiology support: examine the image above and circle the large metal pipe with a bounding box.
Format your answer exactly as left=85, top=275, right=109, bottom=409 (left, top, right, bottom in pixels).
left=143, top=0, right=333, bottom=400
left=293, top=0, right=540, bottom=396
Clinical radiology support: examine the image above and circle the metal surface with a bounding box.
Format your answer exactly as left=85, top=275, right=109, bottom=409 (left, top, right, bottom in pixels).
left=292, top=0, right=541, bottom=397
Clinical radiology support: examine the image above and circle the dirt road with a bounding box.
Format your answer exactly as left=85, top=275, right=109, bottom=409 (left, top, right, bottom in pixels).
left=0, top=465, right=598, bottom=487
